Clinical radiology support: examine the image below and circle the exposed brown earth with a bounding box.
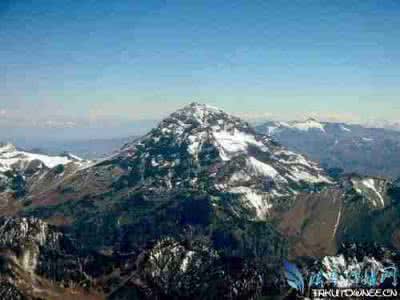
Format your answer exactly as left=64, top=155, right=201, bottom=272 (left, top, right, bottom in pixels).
left=278, top=188, right=344, bottom=258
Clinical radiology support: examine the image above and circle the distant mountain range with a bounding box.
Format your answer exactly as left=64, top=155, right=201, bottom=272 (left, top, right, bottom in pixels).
left=1, top=104, right=400, bottom=299
left=0, top=142, right=90, bottom=203
left=364, top=119, right=400, bottom=132
left=256, top=118, right=400, bottom=179
left=5, top=137, right=135, bottom=160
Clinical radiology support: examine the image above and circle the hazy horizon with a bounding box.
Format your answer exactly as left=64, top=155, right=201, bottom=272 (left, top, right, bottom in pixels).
left=1, top=101, right=400, bottom=141
left=1, top=1, right=400, bottom=139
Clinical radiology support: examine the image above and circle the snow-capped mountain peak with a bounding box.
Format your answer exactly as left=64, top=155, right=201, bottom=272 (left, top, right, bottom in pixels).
left=170, top=102, right=227, bottom=127
left=122, top=102, right=264, bottom=162
left=109, top=103, right=332, bottom=220
left=0, top=142, right=85, bottom=173
left=0, top=142, right=92, bottom=202
left=162, top=102, right=250, bottom=133
left=262, top=118, right=326, bottom=135
left=292, top=118, right=325, bottom=132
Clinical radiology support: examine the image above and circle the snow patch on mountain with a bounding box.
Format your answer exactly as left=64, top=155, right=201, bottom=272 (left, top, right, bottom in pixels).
left=246, top=157, right=279, bottom=178
left=361, top=178, right=385, bottom=207
left=288, top=167, right=332, bottom=184
left=291, top=118, right=325, bottom=132
left=321, top=254, right=386, bottom=288
left=213, top=129, right=268, bottom=161
left=262, top=119, right=326, bottom=135
left=264, top=121, right=290, bottom=135
left=274, top=149, right=316, bottom=169
left=339, top=125, right=351, bottom=132
left=0, top=143, right=85, bottom=173
left=350, top=177, right=387, bottom=208
left=229, top=186, right=272, bottom=219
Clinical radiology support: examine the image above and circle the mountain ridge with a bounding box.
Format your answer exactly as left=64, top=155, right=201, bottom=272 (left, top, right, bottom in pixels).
left=52, top=102, right=332, bottom=221
left=1, top=103, right=400, bottom=299
left=257, top=119, right=400, bottom=179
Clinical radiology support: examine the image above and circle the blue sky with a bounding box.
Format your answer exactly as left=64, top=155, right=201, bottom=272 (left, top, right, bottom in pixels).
left=1, top=0, right=399, bottom=135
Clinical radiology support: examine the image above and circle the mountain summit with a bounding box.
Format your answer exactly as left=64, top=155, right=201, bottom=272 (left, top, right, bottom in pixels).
left=121, top=102, right=269, bottom=161
left=55, top=103, right=332, bottom=221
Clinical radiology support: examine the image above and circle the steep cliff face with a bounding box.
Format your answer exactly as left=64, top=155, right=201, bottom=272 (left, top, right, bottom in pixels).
left=0, top=217, right=63, bottom=274
left=0, top=217, right=110, bottom=299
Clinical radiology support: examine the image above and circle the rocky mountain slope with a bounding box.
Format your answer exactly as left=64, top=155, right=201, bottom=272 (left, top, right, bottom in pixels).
left=109, top=103, right=332, bottom=216
left=0, top=143, right=90, bottom=217
left=1, top=104, right=400, bottom=299
left=257, top=119, right=400, bottom=179
left=24, top=103, right=333, bottom=231
left=0, top=143, right=84, bottom=172
left=0, top=216, right=109, bottom=299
